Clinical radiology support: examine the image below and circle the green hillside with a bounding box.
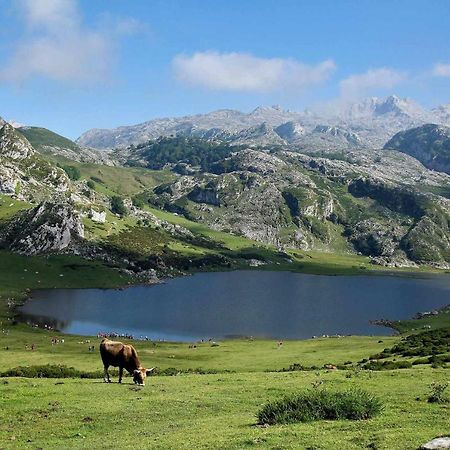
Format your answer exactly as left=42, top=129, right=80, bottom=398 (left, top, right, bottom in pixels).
left=18, top=126, right=80, bottom=152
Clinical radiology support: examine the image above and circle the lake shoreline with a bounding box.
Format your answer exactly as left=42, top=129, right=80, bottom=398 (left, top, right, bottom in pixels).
left=17, top=270, right=450, bottom=342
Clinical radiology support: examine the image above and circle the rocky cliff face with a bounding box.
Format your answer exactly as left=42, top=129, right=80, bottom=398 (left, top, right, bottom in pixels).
left=141, top=145, right=450, bottom=266
left=384, top=124, right=450, bottom=175
left=0, top=124, right=70, bottom=201
left=0, top=202, right=84, bottom=255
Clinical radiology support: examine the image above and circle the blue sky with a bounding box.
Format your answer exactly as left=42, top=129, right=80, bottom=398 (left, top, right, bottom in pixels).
left=0, top=0, right=449, bottom=139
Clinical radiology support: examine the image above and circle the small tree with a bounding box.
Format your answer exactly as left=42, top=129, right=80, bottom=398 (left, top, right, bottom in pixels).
left=62, top=165, right=81, bottom=181
left=110, top=196, right=127, bottom=216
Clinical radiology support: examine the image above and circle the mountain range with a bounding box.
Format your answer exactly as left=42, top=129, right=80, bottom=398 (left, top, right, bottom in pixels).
left=0, top=95, right=450, bottom=274
left=77, top=95, right=450, bottom=151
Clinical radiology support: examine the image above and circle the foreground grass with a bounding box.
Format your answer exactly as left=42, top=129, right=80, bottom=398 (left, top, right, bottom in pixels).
left=1, top=368, right=448, bottom=449
left=1, top=318, right=448, bottom=449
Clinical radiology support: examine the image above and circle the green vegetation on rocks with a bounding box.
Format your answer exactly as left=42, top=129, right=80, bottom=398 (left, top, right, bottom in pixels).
left=110, top=195, right=127, bottom=216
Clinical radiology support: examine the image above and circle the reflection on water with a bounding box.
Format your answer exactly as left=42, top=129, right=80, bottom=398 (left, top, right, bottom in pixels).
left=16, top=312, right=69, bottom=332
left=19, top=271, right=450, bottom=342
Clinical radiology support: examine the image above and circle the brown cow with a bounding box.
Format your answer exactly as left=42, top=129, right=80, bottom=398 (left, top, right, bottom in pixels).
left=99, top=338, right=154, bottom=385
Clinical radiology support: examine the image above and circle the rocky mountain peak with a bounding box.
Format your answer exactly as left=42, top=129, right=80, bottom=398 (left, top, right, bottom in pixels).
left=251, top=105, right=284, bottom=114
left=340, top=95, right=425, bottom=120
left=374, top=95, right=424, bottom=118
left=0, top=123, right=35, bottom=160
left=432, top=103, right=450, bottom=122
left=275, top=121, right=306, bottom=141
left=76, top=95, right=450, bottom=150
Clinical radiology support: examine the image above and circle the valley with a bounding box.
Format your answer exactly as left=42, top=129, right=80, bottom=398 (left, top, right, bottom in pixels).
left=1, top=95, right=450, bottom=450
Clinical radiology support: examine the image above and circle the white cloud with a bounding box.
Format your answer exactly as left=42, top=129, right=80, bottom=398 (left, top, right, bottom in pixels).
left=114, top=17, right=149, bottom=36
left=20, top=0, right=78, bottom=30
left=339, top=68, right=406, bottom=99
left=2, top=0, right=144, bottom=85
left=173, top=51, right=336, bottom=92
left=432, top=63, right=450, bottom=77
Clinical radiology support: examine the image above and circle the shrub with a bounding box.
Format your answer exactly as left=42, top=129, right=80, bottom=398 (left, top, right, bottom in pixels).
left=86, top=180, right=95, bottom=189
left=278, top=363, right=311, bottom=372
left=0, top=365, right=103, bottom=379
left=362, top=360, right=412, bottom=371
left=143, top=367, right=223, bottom=376
left=131, top=195, right=145, bottom=208
left=427, top=382, right=449, bottom=403
left=1, top=365, right=227, bottom=379
left=62, top=165, right=81, bottom=181
left=412, top=357, right=429, bottom=366
left=110, top=196, right=128, bottom=216
left=257, top=389, right=382, bottom=425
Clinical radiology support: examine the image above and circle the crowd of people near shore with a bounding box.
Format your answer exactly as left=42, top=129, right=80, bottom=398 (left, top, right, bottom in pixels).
left=97, top=332, right=148, bottom=341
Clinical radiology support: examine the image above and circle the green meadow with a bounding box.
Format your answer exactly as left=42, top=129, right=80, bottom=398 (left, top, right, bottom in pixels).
left=1, top=334, right=449, bottom=449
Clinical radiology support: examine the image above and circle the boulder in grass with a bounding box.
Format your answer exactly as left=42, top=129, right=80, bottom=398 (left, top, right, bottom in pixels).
left=420, top=437, right=450, bottom=449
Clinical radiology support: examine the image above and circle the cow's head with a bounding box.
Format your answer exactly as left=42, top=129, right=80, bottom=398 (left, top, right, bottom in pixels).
left=133, top=367, right=155, bottom=386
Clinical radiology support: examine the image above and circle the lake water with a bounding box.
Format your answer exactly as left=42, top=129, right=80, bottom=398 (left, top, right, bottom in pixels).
left=18, top=271, right=450, bottom=341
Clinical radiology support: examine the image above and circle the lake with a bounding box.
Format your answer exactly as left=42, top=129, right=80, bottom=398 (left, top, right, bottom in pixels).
left=18, top=271, right=450, bottom=341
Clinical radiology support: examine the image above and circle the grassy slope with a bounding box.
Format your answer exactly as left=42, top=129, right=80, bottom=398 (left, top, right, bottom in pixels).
left=48, top=156, right=175, bottom=197
left=78, top=164, right=175, bottom=197
left=0, top=195, right=31, bottom=222
left=17, top=127, right=80, bottom=152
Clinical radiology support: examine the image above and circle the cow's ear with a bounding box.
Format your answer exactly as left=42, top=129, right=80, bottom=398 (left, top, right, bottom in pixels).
left=146, top=367, right=155, bottom=375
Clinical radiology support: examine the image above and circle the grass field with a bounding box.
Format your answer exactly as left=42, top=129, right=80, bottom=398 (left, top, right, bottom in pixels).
left=1, top=335, right=449, bottom=449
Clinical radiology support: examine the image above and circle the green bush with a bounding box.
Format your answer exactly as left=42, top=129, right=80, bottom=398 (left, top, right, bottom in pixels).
left=110, top=195, right=128, bottom=216
left=0, top=365, right=103, bottom=379
left=86, top=180, right=95, bottom=189
left=131, top=195, right=145, bottom=208
left=428, top=382, right=449, bottom=403
left=131, top=136, right=237, bottom=172
left=278, top=363, right=312, bottom=372
left=153, top=367, right=219, bottom=376
left=257, top=389, right=383, bottom=425
left=362, top=360, right=412, bottom=371
left=62, top=165, right=81, bottom=181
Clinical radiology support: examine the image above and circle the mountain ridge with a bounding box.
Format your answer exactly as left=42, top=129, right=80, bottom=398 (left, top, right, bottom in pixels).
left=77, top=95, right=449, bottom=150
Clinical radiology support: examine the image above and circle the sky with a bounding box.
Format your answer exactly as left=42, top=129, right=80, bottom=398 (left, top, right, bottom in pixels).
left=0, top=0, right=449, bottom=139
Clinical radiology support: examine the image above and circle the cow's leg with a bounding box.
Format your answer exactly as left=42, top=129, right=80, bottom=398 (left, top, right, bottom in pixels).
left=103, top=365, right=111, bottom=383
left=118, top=367, right=123, bottom=384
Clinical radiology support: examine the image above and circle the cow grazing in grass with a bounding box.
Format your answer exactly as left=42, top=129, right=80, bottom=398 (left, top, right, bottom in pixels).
left=100, top=338, right=154, bottom=386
